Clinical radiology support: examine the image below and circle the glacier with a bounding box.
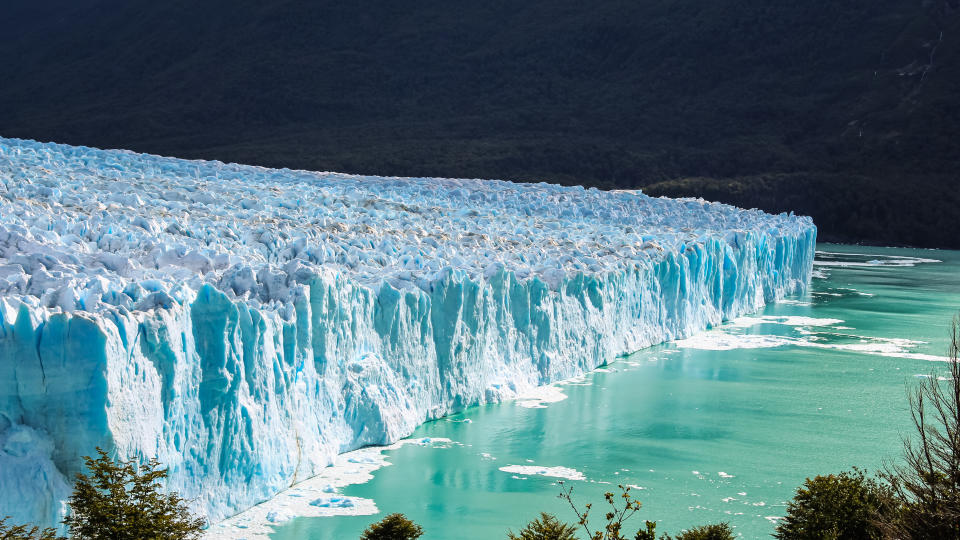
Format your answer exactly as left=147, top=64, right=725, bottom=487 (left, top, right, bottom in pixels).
left=0, top=137, right=815, bottom=529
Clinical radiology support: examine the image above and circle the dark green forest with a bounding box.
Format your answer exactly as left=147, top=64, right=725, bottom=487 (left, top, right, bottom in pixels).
left=1, top=0, right=957, bottom=246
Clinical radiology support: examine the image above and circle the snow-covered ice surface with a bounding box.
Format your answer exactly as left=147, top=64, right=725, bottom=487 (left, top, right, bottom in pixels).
left=0, top=137, right=815, bottom=530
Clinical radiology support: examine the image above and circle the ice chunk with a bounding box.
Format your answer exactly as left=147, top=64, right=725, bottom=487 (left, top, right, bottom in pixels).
left=309, top=497, right=355, bottom=508
left=499, top=465, right=586, bottom=481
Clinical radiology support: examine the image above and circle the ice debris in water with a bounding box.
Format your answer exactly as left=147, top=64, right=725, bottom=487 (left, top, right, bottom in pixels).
left=499, top=465, right=587, bottom=481
left=309, top=497, right=355, bottom=509
left=0, top=137, right=815, bottom=529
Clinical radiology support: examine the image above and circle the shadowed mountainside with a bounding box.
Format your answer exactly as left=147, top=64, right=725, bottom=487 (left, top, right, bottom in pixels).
left=1, top=0, right=958, bottom=246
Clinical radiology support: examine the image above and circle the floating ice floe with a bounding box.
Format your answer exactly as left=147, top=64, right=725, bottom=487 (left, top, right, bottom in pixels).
left=726, top=315, right=845, bottom=328
left=515, top=384, right=568, bottom=408
left=499, top=465, right=586, bottom=481
left=673, top=317, right=950, bottom=362
left=204, top=437, right=451, bottom=540
left=814, top=251, right=940, bottom=268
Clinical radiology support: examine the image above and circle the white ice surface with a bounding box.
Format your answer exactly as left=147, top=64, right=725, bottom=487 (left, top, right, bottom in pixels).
left=813, top=252, right=941, bottom=268
left=0, top=137, right=815, bottom=529
left=204, top=437, right=453, bottom=540
left=674, top=316, right=950, bottom=361
left=514, top=385, right=568, bottom=408
left=498, top=465, right=586, bottom=481
left=725, top=315, right=845, bottom=328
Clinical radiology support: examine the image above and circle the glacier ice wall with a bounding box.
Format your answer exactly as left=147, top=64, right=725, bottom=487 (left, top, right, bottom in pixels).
left=0, top=137, right=816, bottom=527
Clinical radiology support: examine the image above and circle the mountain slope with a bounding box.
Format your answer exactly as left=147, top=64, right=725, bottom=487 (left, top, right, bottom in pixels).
left=0, top=0, right=957, bottom=246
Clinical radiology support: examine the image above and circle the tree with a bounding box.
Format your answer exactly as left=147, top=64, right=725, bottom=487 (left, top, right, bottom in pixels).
left=558, top=482, right=657, bottom=540
left=667, top=522, right=735, bottom=540
left=360, top=513, right=424, bottom=540
left=0, top=517, right=61, bottom=540
left=774, top=468, right=895, bottom=540
left=507, top=512, right=579, bottom=540
left=880, top=315, right=960, bottom=539
left=63, top=448, right=205, bottom=540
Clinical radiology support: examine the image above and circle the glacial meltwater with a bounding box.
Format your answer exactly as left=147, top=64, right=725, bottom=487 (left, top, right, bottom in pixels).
left=270, top=244, right=959, bottom=539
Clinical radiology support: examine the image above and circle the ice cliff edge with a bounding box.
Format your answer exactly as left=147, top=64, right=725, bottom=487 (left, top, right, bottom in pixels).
left=0, top=138, right=816, bottom=528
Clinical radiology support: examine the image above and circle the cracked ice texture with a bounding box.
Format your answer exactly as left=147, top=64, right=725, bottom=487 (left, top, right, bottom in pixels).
left=0, top=137, right=815, bottom=528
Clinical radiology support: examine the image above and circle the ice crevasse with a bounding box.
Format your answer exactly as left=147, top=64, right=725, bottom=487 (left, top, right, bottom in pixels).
left=0, top=137, right=816, bottom=528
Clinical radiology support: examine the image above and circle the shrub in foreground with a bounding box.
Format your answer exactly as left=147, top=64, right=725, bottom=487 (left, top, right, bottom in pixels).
left=360, top=513, right=424, bottom=540
left=879, top=316, right=960, bottom=539
left=667, top=522, right=735, bottom=540
left=63, top=448, right=205, bottom=540
left=0, top=517, right=61, bottom=540
left=558, top=482, right=658, bottom=540
left=774, top=468, right=895, bottom=540
left=507, top=512, right=578, bottom=540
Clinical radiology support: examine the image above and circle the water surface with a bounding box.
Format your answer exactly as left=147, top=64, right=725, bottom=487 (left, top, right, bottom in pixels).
left=273, top=244, right=959, bottom=539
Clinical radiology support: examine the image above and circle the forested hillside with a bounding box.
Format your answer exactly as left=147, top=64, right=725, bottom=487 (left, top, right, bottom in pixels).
left=1, top=0, right=957, bottom=246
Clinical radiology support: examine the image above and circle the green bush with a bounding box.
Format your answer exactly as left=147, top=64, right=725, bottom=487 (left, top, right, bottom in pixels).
left=63, top=448, right=205, bottom=540
left=0, top=517, right=61, bottom=540
left=360, top=513, right=424, bottom=540
left=668, top=522, right=735, bottom=540
left=558, top=482, right=657, bottom=540
left=507, top=512, right=578, bottom=540
left=774, top=469, right=895, bottom=540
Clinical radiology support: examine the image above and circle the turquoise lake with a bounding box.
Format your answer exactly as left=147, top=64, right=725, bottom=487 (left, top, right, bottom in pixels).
left=272, top=244, right=960, bottom=539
